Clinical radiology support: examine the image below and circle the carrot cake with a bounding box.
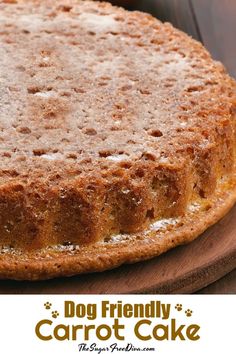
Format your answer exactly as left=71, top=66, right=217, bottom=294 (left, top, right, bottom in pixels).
left=0, top=0, right=235, bottom=280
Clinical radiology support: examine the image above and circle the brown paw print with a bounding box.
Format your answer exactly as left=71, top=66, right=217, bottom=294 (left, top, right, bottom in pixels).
left=44, top=302, right=52, bottom=310
left=185, top=309, right=193, bottom=317
left=175, top=304, right=182, bottom=311
left=52, top=311, right=59, bottom=319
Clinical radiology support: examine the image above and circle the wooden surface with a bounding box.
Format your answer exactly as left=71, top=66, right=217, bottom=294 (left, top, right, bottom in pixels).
left=0, top=205, right=235, bottom=294
left=0, top=0, right=235, bottom=294
left=197, top=268, right=236, bottom=294
left=191, top=0, right=236, bottom=78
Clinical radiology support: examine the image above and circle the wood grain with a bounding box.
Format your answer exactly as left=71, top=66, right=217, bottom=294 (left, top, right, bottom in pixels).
left=197, top=269, right=236, bottom=294
left=191, top=0, right=236, bottom=78
left=0, top=205, right=235, bottom=294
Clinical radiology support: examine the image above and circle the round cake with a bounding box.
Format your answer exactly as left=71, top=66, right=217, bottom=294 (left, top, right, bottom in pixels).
left=0, top=0, right=235, bottom=280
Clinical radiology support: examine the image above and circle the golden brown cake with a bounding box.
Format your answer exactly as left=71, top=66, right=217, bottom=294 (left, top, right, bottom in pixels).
left=0, top=0, right=235, bottom=280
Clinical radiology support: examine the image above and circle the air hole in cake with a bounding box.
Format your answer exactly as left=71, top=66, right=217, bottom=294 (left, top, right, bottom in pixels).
left=148, top=129, right=163, bottom=138
left=151, top=39, right=164, bottom=45
left=146, top=208, right=155, bottom=219
left=42, top=30, right=52, bottom=35
left=179, top=51, right=186, bottom=58
left=205, top=80, right=217, bottom=86
left=88, top=31, right=96, bottom=36
left=53, top=173, right=62, bottom=181
left=107, top=31, right=119, bottom=36
left=100, top=76, right=112, bottom=81
left=63, top=241, right=72, bottom=247
left=108, top=124, right=119, bottom=132
left=73, top=87, right=86, bottom=93
left=114, top=15, right=124, bottom=22
left=44, top=112, right=56, bottom=120
left=33, top=148, right=47, bottom=157
left=98, top=81, right=108, bottom=87
left=120, top=84, right=133, bottom=92
left=142, top=152, right=156, bottom=161
left=39, top=61, right=51, bottom=68
left=3, top=169, right=19, bottom=177
left=164, top=83, right=173, bottom=88
left=204, top=204, right=212, bottom=211
left=101, top=164, right=109, bottom=171
left=139, top=88, right=151, bottom=95
left=16, top=126, right=31, bottom=134
left=70, top=41, right=80, bottom=46
left=176, top=128, right=183, bottom=133
left=83, top=128, right=97, bottom=136
left=61, top=137, right=70, bottom=143
left=59, top=5, right=73, bottom=12
left=186, top=147, right=194, bottom=155
left=180, top=105, right=189, bottom=111
left=86, top=185, right=97, bottom=192
left=135, top=168, right=145, bottom=178
left=27, top=86, right=41, bottom=94
left=2, top=152, right=11, bottom=158
left=66, top=153, right=77, bottom=160
left=104, top=236, right=111, bottom=243
left=186, top=86, right=202, bottom=93
left=60, top=91, right=71, bottom=97
left=8, top=85, right=20, bottom=92
left=99, top=150, right=112, bottom=158
left=199, top=189, right=206, bottom=198
left=120, top=162, right=132, bottom=169
left=127, top=139, right=136, bottom=145
left=29, top=85, right=53, bottom=97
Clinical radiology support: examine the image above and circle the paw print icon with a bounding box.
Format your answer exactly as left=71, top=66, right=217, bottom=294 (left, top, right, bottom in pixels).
left=44, top=302, right=52, bottom=310
left=52, top=311, right=59, bottom=319
left=175, top=304, right=182, bottom=311
left=185, top=309, right=193, bottom=317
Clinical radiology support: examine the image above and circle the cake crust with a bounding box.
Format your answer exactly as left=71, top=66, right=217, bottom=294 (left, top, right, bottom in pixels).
left=0, top=0, right=235, bottom=280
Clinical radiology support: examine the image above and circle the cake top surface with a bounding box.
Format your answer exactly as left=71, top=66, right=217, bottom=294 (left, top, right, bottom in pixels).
left=0, top=0, right=235, bottom=186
